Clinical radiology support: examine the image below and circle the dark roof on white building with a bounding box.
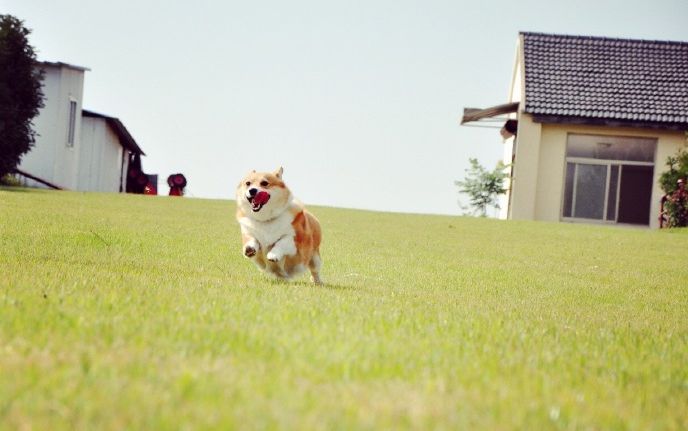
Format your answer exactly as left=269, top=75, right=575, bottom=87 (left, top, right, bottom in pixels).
left=522, top=32, right=688, bottom=126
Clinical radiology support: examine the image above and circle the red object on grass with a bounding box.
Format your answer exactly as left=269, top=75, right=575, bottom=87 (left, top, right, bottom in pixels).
left=167, top=173, right=187, bottom=196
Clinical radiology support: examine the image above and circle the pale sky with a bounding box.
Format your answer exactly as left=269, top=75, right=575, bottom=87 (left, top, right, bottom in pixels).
left=4, top=0, right=688, bottom=214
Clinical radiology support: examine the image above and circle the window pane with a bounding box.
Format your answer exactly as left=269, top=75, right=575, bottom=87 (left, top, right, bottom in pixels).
left=567, top=134, right=656, bottom=162
left=617, top=165, right=653, bottom=225
left=606, top=165, right=619, bottom=221
left=574, top=164, right=606, bottom=220
left=67, top=101, right=77, bottom=146
left=563, top=163, right=575, bottom=217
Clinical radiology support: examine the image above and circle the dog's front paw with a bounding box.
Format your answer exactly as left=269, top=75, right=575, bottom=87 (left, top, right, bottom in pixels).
left=266, top=251, right=281, bottom=262
left=244, top=245, right=257, bottom=258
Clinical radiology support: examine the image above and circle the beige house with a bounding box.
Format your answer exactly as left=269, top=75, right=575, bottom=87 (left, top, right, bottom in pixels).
left=462, top=32, right=688, bottom=228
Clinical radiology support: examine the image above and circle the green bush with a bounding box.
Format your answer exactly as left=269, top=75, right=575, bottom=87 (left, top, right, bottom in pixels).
left=0, top=174, right=21, bottom=187
left=659, top=147, right=688, bottom=227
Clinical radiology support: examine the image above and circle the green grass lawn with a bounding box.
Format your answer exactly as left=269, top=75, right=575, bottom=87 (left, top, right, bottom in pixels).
left=1, top=187, right=687, bottom=430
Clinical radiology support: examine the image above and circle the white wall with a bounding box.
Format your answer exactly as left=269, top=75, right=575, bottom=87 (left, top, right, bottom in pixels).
left=19, top=66, right=61, bottom=188
left=19, top=64, right=85, bottom=189
left=52, top=67, right=84, bottom=190
left=79, top=117, right=125, bottom=192
left=509, top=113, right=542, bottom=220
left=498, top=136, right=514, bottom=219
left=498, top=35, right=523, bottom=219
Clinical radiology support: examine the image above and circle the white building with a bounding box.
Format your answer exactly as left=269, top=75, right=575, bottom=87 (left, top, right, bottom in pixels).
left=462, top=33, right=688, bottom=228
left=18, top=61, right=146, bottom=192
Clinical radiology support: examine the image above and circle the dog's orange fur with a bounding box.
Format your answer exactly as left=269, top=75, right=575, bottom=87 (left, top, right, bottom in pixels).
left=290, top=208, right=322, bottom=270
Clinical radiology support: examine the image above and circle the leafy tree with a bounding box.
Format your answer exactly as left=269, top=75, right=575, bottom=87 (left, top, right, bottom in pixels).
left=455, top=158, right=509, bottom=217
left=0, top=15, right=44, bottom=178
left=658, top=147, right=688, bottom=227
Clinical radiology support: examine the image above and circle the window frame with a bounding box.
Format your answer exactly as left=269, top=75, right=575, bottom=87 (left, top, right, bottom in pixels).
left=67, top=98, right=77, bottom=147
left=560, top=134, right=657, bottom=224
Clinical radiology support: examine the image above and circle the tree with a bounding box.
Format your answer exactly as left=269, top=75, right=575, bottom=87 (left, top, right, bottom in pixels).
left=658, top=147, right=688, bottom=228
left=0, top=15, right=44, bottom=178
left=455, top=158, right=509, bottom=217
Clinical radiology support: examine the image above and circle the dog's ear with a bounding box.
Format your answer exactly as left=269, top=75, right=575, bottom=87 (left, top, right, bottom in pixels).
left=274, top=167, right=283, bottom=179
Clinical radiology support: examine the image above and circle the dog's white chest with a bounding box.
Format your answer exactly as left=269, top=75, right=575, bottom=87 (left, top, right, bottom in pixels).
left=239, top=212, right=295, bottom=249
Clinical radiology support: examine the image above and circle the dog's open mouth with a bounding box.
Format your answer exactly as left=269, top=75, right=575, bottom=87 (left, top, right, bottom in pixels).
left=248, top=191, right=270, bottom=212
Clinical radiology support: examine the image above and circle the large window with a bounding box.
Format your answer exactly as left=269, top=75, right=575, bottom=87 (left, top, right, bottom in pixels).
left=563, top=134, right=656, bottom=225
left=67, top=100, right=77, bottom=147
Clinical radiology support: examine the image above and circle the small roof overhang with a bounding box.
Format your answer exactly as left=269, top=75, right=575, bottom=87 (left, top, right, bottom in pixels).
left=82, top=109, right=145, bottom=155
left=36, top=60, right=91, bottom=72
left=460, top=101, right=519, bottom=124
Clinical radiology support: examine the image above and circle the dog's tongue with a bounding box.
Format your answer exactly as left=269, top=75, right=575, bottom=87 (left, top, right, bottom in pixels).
left=253, top=191, right=270, bottom=206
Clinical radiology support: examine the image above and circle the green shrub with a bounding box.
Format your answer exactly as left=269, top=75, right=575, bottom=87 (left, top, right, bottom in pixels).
left=659, top=147, right=688, bottom=227
left=0, top=174, right=21, bottom=187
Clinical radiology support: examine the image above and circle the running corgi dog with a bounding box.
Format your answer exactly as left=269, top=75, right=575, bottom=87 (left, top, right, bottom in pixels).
left=235, top=167, right=323, bottom=284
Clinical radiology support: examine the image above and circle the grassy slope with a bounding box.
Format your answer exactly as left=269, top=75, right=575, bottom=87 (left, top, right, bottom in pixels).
left=0, top=187, right=687, bottom=430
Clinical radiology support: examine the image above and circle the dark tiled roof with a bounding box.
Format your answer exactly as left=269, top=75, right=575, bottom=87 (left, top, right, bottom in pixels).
left=522, top=32, right=688, bottom=124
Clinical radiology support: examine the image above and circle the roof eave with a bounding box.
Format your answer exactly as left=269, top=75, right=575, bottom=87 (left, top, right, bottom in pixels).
left=531, top=113, right=688, bottom=132
left=36, top=60, right=91, bottom=72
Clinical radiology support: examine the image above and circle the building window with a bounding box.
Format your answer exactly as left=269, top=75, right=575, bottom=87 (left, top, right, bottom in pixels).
left=562, top=134, right=656, bottom=225
left=67, top=100, right=77, bottom=147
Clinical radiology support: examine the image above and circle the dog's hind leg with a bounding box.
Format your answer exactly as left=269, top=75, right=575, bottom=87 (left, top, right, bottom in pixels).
left=266, top=258, right=289, bottom=279
left=308, top=252, right=323, bottom=285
